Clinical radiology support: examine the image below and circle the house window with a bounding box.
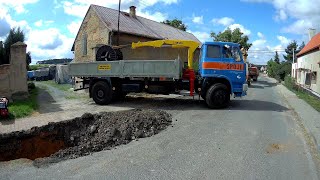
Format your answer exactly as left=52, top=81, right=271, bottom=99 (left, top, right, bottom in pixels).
left=206, top=45, right=220, bottom=58
left=311, top=71, right=317, bottom=84
left=82, top=33, right=87, bottom=56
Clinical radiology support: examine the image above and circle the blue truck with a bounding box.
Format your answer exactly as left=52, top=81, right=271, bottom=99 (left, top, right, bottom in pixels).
left=68, top=40, right=248, bottom=108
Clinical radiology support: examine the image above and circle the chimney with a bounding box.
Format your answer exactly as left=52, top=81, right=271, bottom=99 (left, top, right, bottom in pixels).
left=308, top=28, right=316, bottom=41
left=129, top=6, right=136, bottom=18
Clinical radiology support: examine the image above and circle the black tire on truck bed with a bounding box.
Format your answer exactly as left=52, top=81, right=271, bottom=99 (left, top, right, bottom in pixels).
left=91, top=81, right=113, bottom=105
left=205, top=83, right=230, bottom=109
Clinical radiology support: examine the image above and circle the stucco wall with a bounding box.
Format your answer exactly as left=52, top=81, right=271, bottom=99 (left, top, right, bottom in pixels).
left=297, top=50, right=320, bottom=94
left=0, top=42, right=28, bottom=99
left=74, top=8, right=110, bottom=62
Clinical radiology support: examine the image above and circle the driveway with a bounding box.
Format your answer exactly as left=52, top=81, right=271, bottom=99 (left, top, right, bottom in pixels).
left=0, top=76, right=319, bottom=180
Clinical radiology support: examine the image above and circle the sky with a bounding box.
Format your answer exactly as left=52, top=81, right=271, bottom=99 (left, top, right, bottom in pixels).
left=0, top=0, right=319, bottom=65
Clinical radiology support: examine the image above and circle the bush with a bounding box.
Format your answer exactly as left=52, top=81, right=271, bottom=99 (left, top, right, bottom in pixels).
left=28, top=82, right=36, bottom=90
left=284, top=76, right=295, bottom=90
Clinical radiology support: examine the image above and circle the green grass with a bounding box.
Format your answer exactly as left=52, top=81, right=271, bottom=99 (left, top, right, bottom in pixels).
left=41, top=80, right=72, bottom=91
left=8, top=88, right=39, bottom=119
left=294, top=90, right=320, bottom=112
left=29, top=64, right=49, bottom=70
left=284, top=76, right=320, bottom=112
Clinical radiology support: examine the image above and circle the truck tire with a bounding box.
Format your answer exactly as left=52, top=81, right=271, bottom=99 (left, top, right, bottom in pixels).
left=205, top=83, right=230, bottom=109
left=91, top=81, right=113, bottom=105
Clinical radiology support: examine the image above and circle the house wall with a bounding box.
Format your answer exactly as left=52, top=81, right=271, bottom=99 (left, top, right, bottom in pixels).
left=74, top=8, right=110, bottom=62
left=292, top=63, right=297, bottom=79
left=0, top=42, right=28, bottom=100
left=296, top=50, right=320, bottom=94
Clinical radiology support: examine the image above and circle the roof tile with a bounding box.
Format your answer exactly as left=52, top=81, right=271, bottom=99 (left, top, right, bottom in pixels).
left=297, top=32, right=320, bottom=57
left=91, top=4, right=200, bottom=43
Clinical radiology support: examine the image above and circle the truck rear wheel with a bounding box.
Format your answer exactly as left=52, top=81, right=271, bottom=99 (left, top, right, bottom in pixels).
left=205, top=83, right=230, bottom=109
left=91, top=81, right=113, bottom=105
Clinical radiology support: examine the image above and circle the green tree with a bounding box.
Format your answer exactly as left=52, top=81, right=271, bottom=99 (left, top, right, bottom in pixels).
left=0, top=41, right=4, bottom=64
left=299, top=41, right=305, bottom=51
left=26, top=51, right=32, bottom=70
left=283, top=40, right=298, bottom=63
left=162, top=18, right=187, bottom=31
left=210, top=28, right=252, bottom=50
left=3, top=27, right=25, bottom=64
left=274, top=51, right=280, bottom=64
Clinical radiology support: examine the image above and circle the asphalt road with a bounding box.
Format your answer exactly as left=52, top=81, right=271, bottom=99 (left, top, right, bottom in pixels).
left=0, top=75, right=319, bottom=180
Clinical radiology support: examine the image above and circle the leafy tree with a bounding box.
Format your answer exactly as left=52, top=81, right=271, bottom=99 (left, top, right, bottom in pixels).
left=3, top=27, right=25, bottom=64
left=0, top=41, right=4, bottom=64
left=283, top=40, right=298, bottom=63
left=274, top=51, right=280, bottom=64
left=210, top=28, right=252, bottom=50
left=162, top=18, right=187, bottom=31
left=299, top=41, right=305, bottom=51
left=26, top=51, right=32, bottom=70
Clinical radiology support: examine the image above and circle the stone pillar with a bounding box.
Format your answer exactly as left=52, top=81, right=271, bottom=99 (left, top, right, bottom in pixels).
left=9, top=42, right=28, bottom=100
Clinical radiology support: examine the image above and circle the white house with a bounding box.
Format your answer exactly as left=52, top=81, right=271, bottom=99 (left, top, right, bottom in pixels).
left=293, top=29, right=320, bottom=94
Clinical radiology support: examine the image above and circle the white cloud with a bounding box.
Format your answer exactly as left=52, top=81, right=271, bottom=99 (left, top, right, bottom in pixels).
left=34, top=20, right=42, bottom=27
left=136, top=10, right=168, bottom=22
left=282, top=19, right=313, bottom=34
left=274, top=9, right=287, bottom=21
left=257, top=32, right=264, bottom=39
left=277, top=35, right=290, bottom=46
left=228, top=24, right=251, bottom=35
left=0, top=0, right=39, bottom=14
left=26, top=28, right=74, bottom=62
left=192, top=15, right=203, bottom=24
left=62, top=0, right=178, bottom=21
left=187, top=30, right=211, bottom=42
left=212, top=17, right=234, bottom=26
left=67, top=21, right=82, bottom=36
left=242, top=0, right=320, bottom=34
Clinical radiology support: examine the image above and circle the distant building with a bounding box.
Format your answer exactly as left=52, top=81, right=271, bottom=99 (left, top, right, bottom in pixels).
left=292, top=29, right=320, bottom=94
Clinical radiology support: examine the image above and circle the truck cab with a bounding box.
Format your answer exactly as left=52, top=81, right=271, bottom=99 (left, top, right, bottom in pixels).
left=197, top=42, right=248, bottom=108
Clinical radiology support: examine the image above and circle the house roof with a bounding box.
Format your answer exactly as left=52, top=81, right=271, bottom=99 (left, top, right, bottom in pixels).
left=297, top=32, right=320, bottom=57
left=71, top=4, right=200, bottom=51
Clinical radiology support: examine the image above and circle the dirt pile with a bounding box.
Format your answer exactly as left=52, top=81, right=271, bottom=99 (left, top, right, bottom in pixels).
left=0, top=109, right=172, bottom=165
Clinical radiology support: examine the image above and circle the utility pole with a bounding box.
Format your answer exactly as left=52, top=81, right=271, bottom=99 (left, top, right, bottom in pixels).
left=117, top=0, right=121, bottom=46
left=292, top=48, right=295, bottom=63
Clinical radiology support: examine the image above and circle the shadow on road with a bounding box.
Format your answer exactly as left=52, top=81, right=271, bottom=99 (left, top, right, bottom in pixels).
left=107, top=96, right=289, bottom=112
left=249, top=84, right=265, bottom=89
left=257, top=80, right=278, bottom=87
left=229, top=100, right=289, bottom=112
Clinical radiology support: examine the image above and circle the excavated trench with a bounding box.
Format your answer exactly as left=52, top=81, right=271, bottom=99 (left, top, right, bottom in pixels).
left=0, top=109, right=172, bottom=165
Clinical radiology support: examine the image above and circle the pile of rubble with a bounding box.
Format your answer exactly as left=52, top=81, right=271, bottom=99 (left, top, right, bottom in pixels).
left=0, top=109, right=172, bottom=166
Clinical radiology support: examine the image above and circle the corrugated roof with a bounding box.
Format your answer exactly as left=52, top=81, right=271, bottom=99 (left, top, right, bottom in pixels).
left=92, top=5, right=200, bottom=42
left=71, top=4, right=200, bottom=51
left=297, top=32, right=320, bottom=57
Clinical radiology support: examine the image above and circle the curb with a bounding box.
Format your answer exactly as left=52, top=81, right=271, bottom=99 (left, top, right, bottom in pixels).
left=275, top=81, right=320, bottom=155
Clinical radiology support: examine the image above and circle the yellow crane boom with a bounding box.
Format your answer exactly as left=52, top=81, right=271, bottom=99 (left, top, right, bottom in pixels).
left=132, top=39, right=200, bottom=69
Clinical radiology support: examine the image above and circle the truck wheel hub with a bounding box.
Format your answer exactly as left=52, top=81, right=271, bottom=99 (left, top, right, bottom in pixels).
left=97, top=90, right=104, bottom=98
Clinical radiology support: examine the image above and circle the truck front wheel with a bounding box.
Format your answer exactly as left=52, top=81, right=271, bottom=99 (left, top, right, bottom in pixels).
left=91, top=81, right=113, bottom=105
left=205, top=83, right=230, bottom=109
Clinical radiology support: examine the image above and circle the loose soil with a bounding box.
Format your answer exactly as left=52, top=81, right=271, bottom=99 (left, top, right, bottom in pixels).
left=0, top=109, right=172, bottom=166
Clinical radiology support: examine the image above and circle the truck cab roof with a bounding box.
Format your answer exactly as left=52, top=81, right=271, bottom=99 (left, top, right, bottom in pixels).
left=203, top=41, right=240, bottom=47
